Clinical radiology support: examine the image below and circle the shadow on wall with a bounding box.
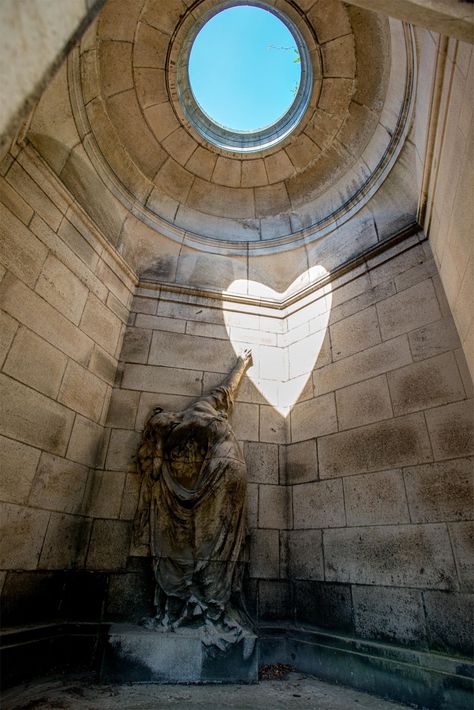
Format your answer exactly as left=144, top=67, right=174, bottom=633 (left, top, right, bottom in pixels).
left=28, top=134, right=125, bottom=248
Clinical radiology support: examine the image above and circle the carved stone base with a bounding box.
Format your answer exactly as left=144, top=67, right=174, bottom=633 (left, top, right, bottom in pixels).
left=101, top=623, right=258, bottom=684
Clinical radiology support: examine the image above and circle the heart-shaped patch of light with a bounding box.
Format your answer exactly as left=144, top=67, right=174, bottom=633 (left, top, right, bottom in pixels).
left=223, top=267, right=332, bottom=416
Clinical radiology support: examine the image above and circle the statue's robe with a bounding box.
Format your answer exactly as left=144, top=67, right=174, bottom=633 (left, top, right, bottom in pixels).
left=135, top=385, right=247, bottom=622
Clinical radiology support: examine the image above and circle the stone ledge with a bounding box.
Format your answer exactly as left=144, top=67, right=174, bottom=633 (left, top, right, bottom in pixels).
left=260, top=623, right=474, bottom=710
left=1, top=620, right=472, bottom=708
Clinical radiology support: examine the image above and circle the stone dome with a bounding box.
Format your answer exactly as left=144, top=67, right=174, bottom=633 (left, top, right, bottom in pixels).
left=67, top=0, right=415, bottom=253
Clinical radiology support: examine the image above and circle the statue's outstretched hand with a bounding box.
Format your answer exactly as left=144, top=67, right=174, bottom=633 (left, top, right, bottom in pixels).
left=240, top=347, right=253, bottom=367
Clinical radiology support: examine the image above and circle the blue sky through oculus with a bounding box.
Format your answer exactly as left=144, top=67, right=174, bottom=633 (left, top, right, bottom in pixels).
left=189, top=6, right=301, bottom=132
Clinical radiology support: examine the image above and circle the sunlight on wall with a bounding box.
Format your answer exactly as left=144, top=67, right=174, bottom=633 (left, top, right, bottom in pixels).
left=223, top=267, right=332, bottom=416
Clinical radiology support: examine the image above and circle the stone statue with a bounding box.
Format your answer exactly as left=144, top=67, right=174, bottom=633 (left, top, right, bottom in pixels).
left=133, top=349, right=253, bottom=650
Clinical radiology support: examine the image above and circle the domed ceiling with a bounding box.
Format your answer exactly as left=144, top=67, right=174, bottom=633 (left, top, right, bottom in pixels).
left=65, top=0, right=415, bottom=254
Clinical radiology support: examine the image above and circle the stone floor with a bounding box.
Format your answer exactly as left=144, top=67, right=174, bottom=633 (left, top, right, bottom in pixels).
left=3, top=673, right=410, bottom=709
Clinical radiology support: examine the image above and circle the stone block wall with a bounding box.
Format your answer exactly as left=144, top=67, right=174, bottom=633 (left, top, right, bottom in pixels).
left=421, top=36, right=474, bottom=381
left=0, top=144, right=135, bottom=625
left=0, top=140, right=471, bottom=660
left=101, top=232, right=473, bottom=657
left=283, top=235, right=473, bottom=656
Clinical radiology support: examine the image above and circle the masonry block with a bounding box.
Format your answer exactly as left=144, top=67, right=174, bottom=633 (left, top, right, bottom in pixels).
left=294, top=581, right=353, bottom=632
left=318, top=412, right=432, bottom=478
left=403, top=458, right=474, bottom=523
left=0, top=373, right=74, bottom=455
left=344, top=469, right=410, bottom=526
left=352, top=585, right=426, bottom=646
left=258, top=485, right=288, bottom=529
left=376, top=279, right=441, bottom=341
left=324, top=524, right=457, bottom=589
left=244, top=442, right=279, bottom=484
left=335, top=374, right=393, bottom=431
left=287, top=529, right=324, bottom=581
left=425, top=399, right=474, bottom=460
left=30, top=453, right=89, bottom=514
left=0, top=436, right=40, bottom=504
left=293, top=479, right=345, bottom=529
left=3, top=326, right=67, bottom=398
left=249, top=529, right=279, bottom=579
left=387, top=352, right=465, bottom=415
left=0, top=503, right=50, bottom=569
left=285, top=439, right=317, bottom=484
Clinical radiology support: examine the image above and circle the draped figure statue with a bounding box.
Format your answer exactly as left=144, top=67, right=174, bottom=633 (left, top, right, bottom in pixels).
left=133, top=349, right=253, bottom=649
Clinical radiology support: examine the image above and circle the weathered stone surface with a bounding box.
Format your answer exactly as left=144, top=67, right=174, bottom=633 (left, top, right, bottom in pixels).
left=449, top=521, right=474, bottom=592
left=376, top=280, right=441, bottom=341
left=329, top=280, right=394, bottom=327
left=0, top=309, right=18, bottom=367
left=120, top=472, right=142, bottom=521
left=259, top=405, right=287, bottom=444
left=403, top=459, right=474, bottom=523
left=58, top=360, right=108, bottom=422
left=39, top=512, right=91, bottom=569
left=318, top=413, right=432, bottom=478
left=285, top=439, right=318, bottom=484
left=290, top=393, right=337, bottom=442
left=0, top=373, right=74, bottom=455
left=30, top=216, right=108, bottom=303
left=6, top=162, right=62, bottom=229
left=293, top=479, right=345, bottom=529
left=106, top=389, right=140, bottom=428
left=294, top=581, right=354, bottom=632
left=230, top=402, right=260, bottom=442
left=423, top=591, right=474, bottom=656
left=122, top=365, right=202, bottom=396
left=313, top=335, right=412, bottom=396
left=408, top=316, right=461, bottom=361
left=344, top=469, right=410, bottom=526
left=0, top=176, right=34, bottom=224
left=89, top=345, right=117, bottom=384
left=0, top=435, right=40, bottom=504
left=287, top=530, right=324, bottom=581
left=35, top=254, right=88, bottom=325
left=80, top=293, right=123, bottom=356
left=148, top=330, right=234, bottom=373
left=102, top=623, right=258, bottom=683
left=132, top=296, right=156, bottom=315
left=387, top=352, right=465, bottom=415
left=0, top=503, right=50, bottom=569
left=330, top=306, right=381, bottom=361
left=336, top=374, right=393, bottom=431
left=0, top=203, right=48, bottom=287
left=135, top=314, right=185, bottom=334
left=66, top=414, right=104, bottom=467
left=244, top=442, right=279, bottom=484
left=249, top=529, right=279, bottom=578
left=353, top=585, right=426, bottom=646
left=86, top=519, right=131, bottom=569
left=0, top=273, right=93, bottom=365
left=1, top=569, right=67, bottom=628
left=259, top=485, right=288, bottom=529
left=3, top=326, right=67, bottom=398
left=324, top=524, right=457, bottom=589
left=105, top=429, right=140, bottom=471
left=86, top=470, right=126, bottom=518
left=425, top=399, right=474, bottom=460
left=30, top=453, right=89, bottom=514
left=259, top=580, right=291, bottom=620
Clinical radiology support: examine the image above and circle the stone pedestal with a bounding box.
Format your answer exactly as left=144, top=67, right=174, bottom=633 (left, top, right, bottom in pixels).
left=101, top=623, right=258, bottom=683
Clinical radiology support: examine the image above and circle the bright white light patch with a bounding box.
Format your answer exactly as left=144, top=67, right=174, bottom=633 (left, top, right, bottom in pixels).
left=223, top=268, right=332, bottom=417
